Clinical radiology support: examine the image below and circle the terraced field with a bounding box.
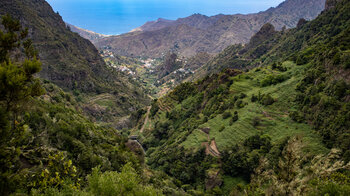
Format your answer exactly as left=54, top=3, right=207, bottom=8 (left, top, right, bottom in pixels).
left=180, top=62, right=327, bottom=154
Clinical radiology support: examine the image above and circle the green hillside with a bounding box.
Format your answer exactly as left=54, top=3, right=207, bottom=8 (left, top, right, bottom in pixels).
left=0, top=14, right=184, bottom=195
left=132, top=0, right=350, bottom=194
left=182, top=61, right=326, bottom=153
left=0, top=0, right=349, bottom=195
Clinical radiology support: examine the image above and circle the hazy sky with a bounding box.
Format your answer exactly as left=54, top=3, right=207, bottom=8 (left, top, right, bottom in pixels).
left=46, top=0, right=285, bottom=35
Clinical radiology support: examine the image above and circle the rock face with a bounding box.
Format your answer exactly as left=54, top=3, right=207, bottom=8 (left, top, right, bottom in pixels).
left=94, top=0, right=326, bottom=58
left=246, top=23, right=277, bottom=50
left=0, top=0, right=109, bottom=92
left=325, top=0, right=341, bottom=11
left=156, top=53, right=181, bottom=79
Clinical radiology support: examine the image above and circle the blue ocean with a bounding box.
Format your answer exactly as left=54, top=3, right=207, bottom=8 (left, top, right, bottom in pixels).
left=46, top=0, right=284, bottom=35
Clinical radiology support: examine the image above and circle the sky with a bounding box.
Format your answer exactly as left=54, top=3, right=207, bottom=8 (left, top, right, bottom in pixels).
left=46, top=0, right=285, bottom=35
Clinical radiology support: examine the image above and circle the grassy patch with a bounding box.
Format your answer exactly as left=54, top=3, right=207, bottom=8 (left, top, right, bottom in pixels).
left=181, top=129, right=208, bottom=149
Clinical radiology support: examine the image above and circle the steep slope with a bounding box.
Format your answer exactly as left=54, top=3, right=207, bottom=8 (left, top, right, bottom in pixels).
left=0, top=11, right=184, bottom=196
left=66, top=23, right=108, bottom=43
left=132, top=0, right=350, bottom=194
left=0, top=0, right=150, bottom=124
left=95, top=0, right=325, bottom=58
left=196, top=0, right=349, bottom=79
left=97, top=23, right=203, bottom=57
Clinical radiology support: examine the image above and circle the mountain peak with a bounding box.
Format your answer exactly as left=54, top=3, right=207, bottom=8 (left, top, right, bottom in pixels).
left=156, top=18, right=171, bottom=22
left=247, top=23, right=277, bottom=49
left=189, top=13, right=208, bottom=17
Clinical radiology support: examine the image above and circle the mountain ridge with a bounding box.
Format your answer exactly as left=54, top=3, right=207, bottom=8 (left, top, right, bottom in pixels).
left=66, top=23, right=109, bottom=43
left=93, top=0, right=326, bottom=58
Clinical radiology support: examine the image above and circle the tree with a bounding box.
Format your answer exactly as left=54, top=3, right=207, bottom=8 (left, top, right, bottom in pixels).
left=244, top=144, right=350, bottom=196
left=0, top=14, right=43, bottom=194
left=0, top=14, right=43, bottom=127
left=87, top=163, right=163, bottom=196
left=247, top=136, right=305, bottom=195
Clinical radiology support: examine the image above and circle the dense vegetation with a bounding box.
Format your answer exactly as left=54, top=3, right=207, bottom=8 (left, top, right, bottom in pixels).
left=0, top=15, right=184, bottom=196
left=1, top=0, right=350, bottom=195
left=132, top=0, right=350, bottom=194
left=194, top=0, right=350, bottom=160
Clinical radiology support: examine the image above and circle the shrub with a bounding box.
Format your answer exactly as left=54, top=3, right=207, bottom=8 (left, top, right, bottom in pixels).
left=296, top=55, right=308, bottom=65
left=230, top=112, right=239, bottom=125
left=309, top=172, right=350, bottom=196
left=289, top=111, right=304, bottom=123
left=236, top=100, right=245, bottom=108
left=342, top=53, right=350, bottom=69
left=222, top=111, right=232, bottom=119
left=272, top=63, right=287, bottom=72
left=261, top=74, right=289, bottom=87
left=170, top=82, right=196, bottom=102
left=29, top=152, right=80, bottom=190
left=233, top=96, right=239, bottom=103
left=296, top=47, right=315, bottom=65
left=202, top=116, right=208, bottom=123
left=239, top=93, right=247, bottom=99
left=131, top=108, right=146, bottom=123
left=251, top=94, right=258, bottom=102
left=87, top=163, right=162, bottom=196
left=252, top=117, right=261, bottom=127
left=219, top=126, right=225, bottom=132
left=150, top=100, right=159, bottom=117
left=243, top=134, right=272, bottom=153
left=260, top=94, right=275, bottom=106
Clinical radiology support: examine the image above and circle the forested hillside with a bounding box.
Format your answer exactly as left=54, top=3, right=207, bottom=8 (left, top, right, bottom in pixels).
left=0, top=0, right=349, bottom=195
left=0, top=13, right=187, bottom=196
left=131, top=0, right=350, bottom=194
left=0, top=0, right=150, bottom=126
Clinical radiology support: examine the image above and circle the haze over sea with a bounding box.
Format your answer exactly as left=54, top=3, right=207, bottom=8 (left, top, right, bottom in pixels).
left=46, top=0, right=284, bottom=35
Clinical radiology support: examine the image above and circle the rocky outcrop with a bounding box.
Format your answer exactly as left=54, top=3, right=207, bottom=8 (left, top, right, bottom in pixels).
left=297, top=18, right=308, bottom=28
left=156, top=53, right=181, bottom=79
left=325, top=0, right=341, bottom=11
left=247, top=23, right=277, bottom=49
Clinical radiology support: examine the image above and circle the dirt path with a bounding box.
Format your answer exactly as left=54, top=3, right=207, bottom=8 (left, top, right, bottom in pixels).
left=203, top=141, right=220, bottom=157
left=209, top=140, right=221, bottom=156
left=140, top=106, right=151, bottom=133
left=199, top=128, right=221, bottom=157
